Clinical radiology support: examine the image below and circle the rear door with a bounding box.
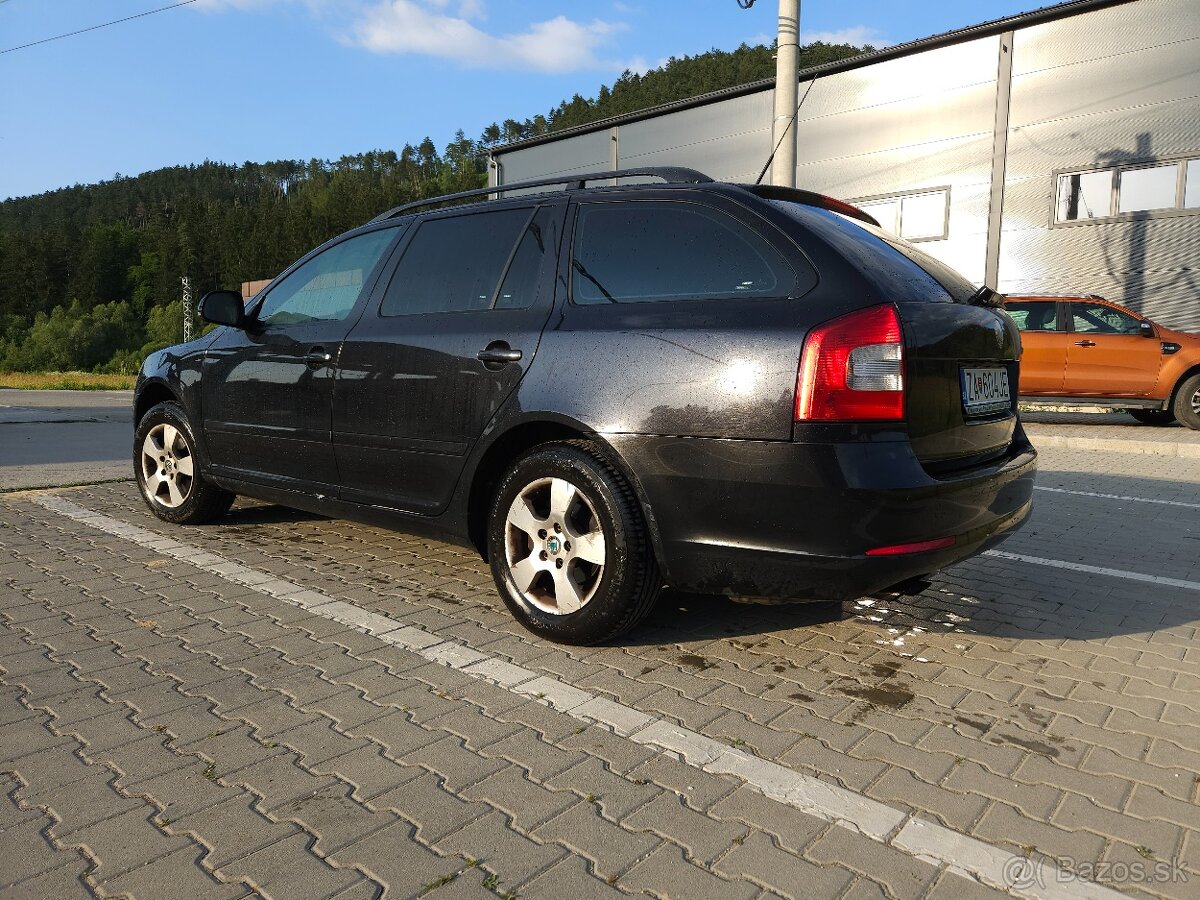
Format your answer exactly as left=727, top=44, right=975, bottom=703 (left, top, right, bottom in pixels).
left=1004, top=299, right=1067, bottom=394
left=333, top=201, right=566, bottom=512
left=1065, top=300, right=1162, bottom=396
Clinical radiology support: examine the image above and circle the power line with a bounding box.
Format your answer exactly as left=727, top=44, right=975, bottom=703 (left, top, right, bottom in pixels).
left=1, top=0, right=197, bottom=55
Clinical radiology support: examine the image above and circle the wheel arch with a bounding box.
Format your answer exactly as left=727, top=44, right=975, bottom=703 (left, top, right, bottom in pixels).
left=134, top=379, right=181, bottom=425
left=465, top=417, right=668, bottom=577
left=1169, top=363, right=1200, bottom=406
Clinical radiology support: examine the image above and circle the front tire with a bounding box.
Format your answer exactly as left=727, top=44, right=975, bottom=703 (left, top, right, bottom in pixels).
left=134, top=401, right=234, bottom=524
left=1129, top=409, right=1176, bottom=426
left=487, top=442, right=660, bottom=645
left=1173, top=373, right=1200, bottom=431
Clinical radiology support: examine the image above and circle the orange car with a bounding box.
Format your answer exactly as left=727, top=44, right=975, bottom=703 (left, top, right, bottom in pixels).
left=1003, top=295, right=1200, bottom=429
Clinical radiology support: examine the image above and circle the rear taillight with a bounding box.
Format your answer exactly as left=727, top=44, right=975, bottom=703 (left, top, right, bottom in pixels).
left=795, top=304, right=905, bottom=422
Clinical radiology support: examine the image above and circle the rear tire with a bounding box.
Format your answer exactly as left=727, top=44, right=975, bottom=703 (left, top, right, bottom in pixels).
left=487, top=441, right=660, bottom=645
left=134, top=401, right=235, bottom=525
left=1129, top=409, right=1177, bottom=426
left=1173, top=373, right=1200, bottom=431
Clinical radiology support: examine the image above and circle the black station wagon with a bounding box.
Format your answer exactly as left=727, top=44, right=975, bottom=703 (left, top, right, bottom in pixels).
left=134, top=167, right=1036, bottom=644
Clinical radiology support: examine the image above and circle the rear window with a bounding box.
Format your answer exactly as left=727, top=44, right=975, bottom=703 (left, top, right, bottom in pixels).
left=768, top=200, right=978, bottom=303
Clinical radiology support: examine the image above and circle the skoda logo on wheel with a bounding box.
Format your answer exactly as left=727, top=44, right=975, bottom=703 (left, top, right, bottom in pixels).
left=546, top=536, right=561, bottom=554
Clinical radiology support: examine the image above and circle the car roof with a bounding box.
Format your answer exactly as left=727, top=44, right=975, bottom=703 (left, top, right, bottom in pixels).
left=368, top=166, right=880, bottom=228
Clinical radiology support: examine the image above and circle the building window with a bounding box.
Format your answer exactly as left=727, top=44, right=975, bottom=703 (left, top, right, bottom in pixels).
left=1186, top=160, right=1200, bottom=209
left=1117, top=164, right=1177, bottom=214
left=1056, top=171, right=1112, bottom=221
left=1055, top=155, right=1200, bottom=223
left=854, top=188, right=949, bottom=242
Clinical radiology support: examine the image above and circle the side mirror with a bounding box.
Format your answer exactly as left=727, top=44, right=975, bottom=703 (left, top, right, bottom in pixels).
left=199, top=290, right=245, bottom=328
left=1139, top=321, right=1155, bottom=338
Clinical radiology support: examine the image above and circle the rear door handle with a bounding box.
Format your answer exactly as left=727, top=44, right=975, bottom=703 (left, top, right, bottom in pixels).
left=306, top=346, right=333, bottom=368
left=1073, top=340, right=1097, bottom=348
left=477, top=343, right=523, bottom=365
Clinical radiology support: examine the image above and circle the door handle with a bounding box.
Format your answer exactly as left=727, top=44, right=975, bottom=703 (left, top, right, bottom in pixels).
left=306, top=346, right=333, bottom=368
left=477, top=343, right=523, bottom=365
left=1073, top=340, right=1097, bottom=348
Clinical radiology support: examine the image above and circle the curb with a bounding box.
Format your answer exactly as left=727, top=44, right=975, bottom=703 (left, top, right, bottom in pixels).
left=1025, top=432, right=1200, bottom=458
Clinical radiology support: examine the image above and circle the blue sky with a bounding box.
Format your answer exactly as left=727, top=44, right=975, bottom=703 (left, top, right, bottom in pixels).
left=2, top=0, right=1043, bottom=200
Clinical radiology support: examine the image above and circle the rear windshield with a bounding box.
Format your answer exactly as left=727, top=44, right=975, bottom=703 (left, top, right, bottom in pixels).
left=767, top=200, right=978, bottom=303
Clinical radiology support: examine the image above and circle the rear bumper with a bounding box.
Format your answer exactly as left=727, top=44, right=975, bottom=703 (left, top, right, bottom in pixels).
left=606, top=430, right=1037, bottom=602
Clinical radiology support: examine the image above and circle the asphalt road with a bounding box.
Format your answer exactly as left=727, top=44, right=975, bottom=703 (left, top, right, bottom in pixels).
left=0, top=389, right=133, bottom=491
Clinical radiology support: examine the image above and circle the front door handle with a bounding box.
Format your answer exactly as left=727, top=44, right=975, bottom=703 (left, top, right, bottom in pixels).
left=1073, top=340, right=1097, bottom=348
left=306, top=346, right=333, bottom=368
left=477, top=342, right=523, bottom=365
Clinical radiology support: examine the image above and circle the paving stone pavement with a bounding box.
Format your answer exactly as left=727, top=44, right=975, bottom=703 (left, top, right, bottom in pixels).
left=0, top=442, right=1197, bottom=899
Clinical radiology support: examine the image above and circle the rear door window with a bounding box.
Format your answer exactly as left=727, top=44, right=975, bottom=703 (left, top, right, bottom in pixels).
left=570, top=200, right=797, bottom=304
left=380, top=208, right=533, bottom=316
left=1004, top=301, right=1060, bottom=332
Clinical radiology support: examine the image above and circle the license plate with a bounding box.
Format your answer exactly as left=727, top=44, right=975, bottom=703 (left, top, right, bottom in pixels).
left=961, top=367, right=1011, bottom=416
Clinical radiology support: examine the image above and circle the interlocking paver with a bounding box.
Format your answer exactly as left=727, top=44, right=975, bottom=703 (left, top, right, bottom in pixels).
left=333, top=821, right=461, bottom=897
left=3, top=437, right=1198, bottom=899
left=434, top=810, right=567, bottom=887
left=715, top=830, right=855, bottom=898
left=0, top=806, right=87, bottom=887
left=532, top=801, right=660, bottom=881
left=622, top=791, right=748, bottom=865
left=217, top=832, right=366, bottom=898
left=459, top=766, right=578, bottom=832
left=623, top=843, right=760, bottom=899
left=805, top=823, right=941, bottom=900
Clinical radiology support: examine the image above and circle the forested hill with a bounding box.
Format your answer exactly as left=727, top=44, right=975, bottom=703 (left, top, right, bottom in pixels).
left=0, top=39, right=865, bottom=375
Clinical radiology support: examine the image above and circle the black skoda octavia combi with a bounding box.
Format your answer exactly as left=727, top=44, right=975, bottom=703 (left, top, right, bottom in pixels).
left=134, top=167, right=1036, bottom=645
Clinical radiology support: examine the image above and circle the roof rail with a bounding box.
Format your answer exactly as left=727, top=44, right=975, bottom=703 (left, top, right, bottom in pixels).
left=370, top=166, right=713, bottom=221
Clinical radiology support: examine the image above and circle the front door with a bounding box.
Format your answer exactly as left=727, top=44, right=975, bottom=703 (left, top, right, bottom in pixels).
left=1005, top=299, right=1068, bottom=394
left=202, top=226, right=399, bottom=492
left=334, top=202, right=565, bottom=512
left=1064, top=300, right=1162, bottom=396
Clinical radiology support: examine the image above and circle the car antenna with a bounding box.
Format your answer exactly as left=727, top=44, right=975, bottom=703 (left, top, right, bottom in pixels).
left=755, top=77, right=817, bottom=186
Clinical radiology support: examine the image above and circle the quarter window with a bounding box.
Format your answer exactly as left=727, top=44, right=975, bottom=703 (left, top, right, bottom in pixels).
left=381, top=208, right=533, bottom=316
left=570, top=201, right=795, bottom=305
left=256, top=228, right=396, bottom=326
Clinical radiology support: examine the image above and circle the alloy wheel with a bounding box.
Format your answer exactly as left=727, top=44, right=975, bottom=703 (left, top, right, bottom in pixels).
left=503, top=476, right=606, bottom=614
left=140, top=423, right=195, bottom=508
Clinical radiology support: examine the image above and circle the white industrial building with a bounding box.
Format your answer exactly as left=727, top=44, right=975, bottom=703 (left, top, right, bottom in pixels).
left=488, top=0, right=1200, bottom=330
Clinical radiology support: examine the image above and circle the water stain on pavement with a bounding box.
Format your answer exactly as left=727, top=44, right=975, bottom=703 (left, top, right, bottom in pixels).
left=839, top=684, right=915, bottom=709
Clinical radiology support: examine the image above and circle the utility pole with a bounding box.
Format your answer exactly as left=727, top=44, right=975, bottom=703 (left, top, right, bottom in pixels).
left=771, top=0, right=800, bottom=187
left=181, top=275, right=193, bottom=343
left=737, top=0, right=801, bottom=187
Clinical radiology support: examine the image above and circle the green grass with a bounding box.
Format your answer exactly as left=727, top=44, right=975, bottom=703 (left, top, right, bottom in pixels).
left=0, top=371, right=136, bottom=391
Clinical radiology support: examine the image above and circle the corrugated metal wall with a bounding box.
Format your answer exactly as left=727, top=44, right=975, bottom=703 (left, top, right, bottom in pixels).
left=494, top=0, right=1200, bottom=330
left=1000, top=0, right=1200, bottom=329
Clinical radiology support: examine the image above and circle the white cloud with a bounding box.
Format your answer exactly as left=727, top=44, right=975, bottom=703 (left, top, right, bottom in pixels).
left=350, top=1, right=624, bottom=72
